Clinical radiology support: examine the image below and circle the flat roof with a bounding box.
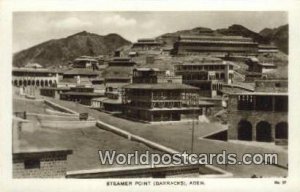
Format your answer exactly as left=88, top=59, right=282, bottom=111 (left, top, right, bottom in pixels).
left=105, top=77, right=131, bottom=80
left=61, top=92, right=105, bottom=96
left=180, top=35, right=253, bottom=41
left=123, top=83, right=199, bottom=90
left=230, top=92, right=288, bottom=96
left=63, top=68, right=100, bottom=76
left=102, top=98, right=122, bottom=104
left=108, top=61, right=136, bottom=65
left=13, top=148, right=73, bottom=157
left=258, top=44, right=278, bottom=49
left=91, top=97, right=107, bottom=102
left=257, top=63, right=276, bottom=67
left=179, top=61, right=233, bottom=66
left=133, top=42, right=161, bottom=45
left=133, top=67, right=161, bottom=72
left=40, top=87, right=71, bottom=91
left=12, top=68, right=58, bottom=73
left=74, top=57, right=98, bottom=62
left=179, top=40, right=257, bottom=45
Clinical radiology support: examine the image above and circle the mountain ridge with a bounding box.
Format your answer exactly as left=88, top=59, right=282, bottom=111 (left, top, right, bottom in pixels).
left=13, top=24, right=288, bottom=67
left=13, top=31, right=131, bottom=67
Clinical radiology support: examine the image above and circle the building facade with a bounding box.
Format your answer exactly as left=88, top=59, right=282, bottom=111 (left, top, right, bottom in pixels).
left=13, top=149, right=73, bottom=178
left=12, top=68, right=60, bottom=87
left=227, top=80, right=288, bottom=144
left=173, top=35, right=258, bottom=56
left=132, top=38, right=162, bottom=51
left=122, top=83, right=202, bottom=122
left=175, top=58, right=234, bottom=97
left=60, top=86, right=104, bottom=105
left=132, top=68, right=182, bottom=84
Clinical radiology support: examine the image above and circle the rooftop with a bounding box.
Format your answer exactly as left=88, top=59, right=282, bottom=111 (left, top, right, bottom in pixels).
left=258, top=44, right=278, bottom=49
left=74, top=57, right=98, bottom=62
left=123, top=83, right=199, bottom=90
left=101, top=98, right=122, bottom=104
left=61, top=92, right=105, bottom=96
left=179, top=40, right=257, bottom=45
left=24, top=63, right=43, bottom=68
left=63, top=68, right=100, bottom=76
left=257, top=63, right=276, bottom=67
left=230, top=92, right=288, bottom=96
left=12, top=67, right=58, bottom=73
left=133, top=67, right=161, bottom=72
left=179, top=35, right=253, bottom=41
left=40, top=87, right=71, bottom=91
left=111, top=57, right=132, bottom=61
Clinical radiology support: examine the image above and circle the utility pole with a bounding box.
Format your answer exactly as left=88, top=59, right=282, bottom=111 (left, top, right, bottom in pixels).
left=191, top=94, right=196, bottom=153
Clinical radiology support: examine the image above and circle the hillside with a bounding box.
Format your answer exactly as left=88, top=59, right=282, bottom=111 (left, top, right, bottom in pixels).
left=158, top=24, right=288, bottom=54
left=13, top=31, right=131, bottom=67
left=259, top=24, right=288, bottom=54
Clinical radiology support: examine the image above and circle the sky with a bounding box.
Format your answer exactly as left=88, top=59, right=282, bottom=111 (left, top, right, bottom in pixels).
left=13, top=11, right=288, bottom=53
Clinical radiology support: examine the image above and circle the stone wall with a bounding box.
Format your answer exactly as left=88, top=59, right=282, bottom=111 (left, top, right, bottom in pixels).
left=13, top=151, right=72, bottom=178
left=227, top=95, right=288, bottom=141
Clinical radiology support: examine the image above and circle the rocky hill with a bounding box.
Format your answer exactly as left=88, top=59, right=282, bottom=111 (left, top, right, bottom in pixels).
left=259, top=24, right=288, bottom=54
left=13, top=31, right=131, bottom=67
left=158, top=24, right=288, bottom=54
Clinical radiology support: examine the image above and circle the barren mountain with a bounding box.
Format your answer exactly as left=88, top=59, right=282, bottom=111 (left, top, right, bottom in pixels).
left=259, top=24, right=288, bottom=54
left=13, top=31, right=131, bottom=67
left=158, top=24, right=288, bottom=54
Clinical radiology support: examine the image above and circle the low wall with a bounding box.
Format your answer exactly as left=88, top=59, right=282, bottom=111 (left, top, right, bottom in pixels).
left=95, top=120, right=231, bottom=177
left=44, top=100, right=78, bottom=115
left=41, top=120, right=96, bottom=129
left=45, top=109, right=78, bottom=116
left=36, top=114, right=89, bottom=121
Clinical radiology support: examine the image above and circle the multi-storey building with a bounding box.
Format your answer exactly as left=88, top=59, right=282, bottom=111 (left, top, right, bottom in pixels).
left=121, top=67, right=216, bottom=122
left=132, top=38, right=162, bottom=51
left=122, top=83, right=201, bottom=122
left=60, top=86, right=104, bottom=105
left=173, top=35, right=258, bottom=56
left=132, top=68, right=182, bottom=84
left=175, top=57, right=234, bottom=97
left=227, top=79, right=288, bottom=144
left=12, top=67, right=60, bottom=87
left=72, top=56, right=101, bottom=69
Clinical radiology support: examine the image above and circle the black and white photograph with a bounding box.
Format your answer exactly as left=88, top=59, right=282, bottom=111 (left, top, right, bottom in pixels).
left=1, top=0, right=300, bottom=191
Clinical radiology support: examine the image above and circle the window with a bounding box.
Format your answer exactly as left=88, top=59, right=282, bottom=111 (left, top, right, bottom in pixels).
left=24, top=159, right=40, bottom=169
left=275, top=83, right=281, bottom=87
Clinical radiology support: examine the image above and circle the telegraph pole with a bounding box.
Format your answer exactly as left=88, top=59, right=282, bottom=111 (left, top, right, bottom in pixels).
left=191, top=94, right=196, bottom=153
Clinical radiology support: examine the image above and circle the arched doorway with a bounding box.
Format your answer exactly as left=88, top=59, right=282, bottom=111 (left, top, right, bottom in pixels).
left=41, top=80, right=44, bottom=87
left=256, top=121, right=272, bottom=142
left=45, top=80, right=48, bottom=87
left=31, top=80, right=35, bottom=86
left=23, top=80, right=27, bottom=86
left=27, top=80, right=31, bottom=86
left=49, top=80, right=53, bottom=86
left=238, top=120, right=253, bottom=141
left=14, top=80, right=18, bottom=86
left=19, top=80, right=22, bottom=86
left=36, top=80, right=40, bottom=87
left=275, top=122, right=288, bottom=139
